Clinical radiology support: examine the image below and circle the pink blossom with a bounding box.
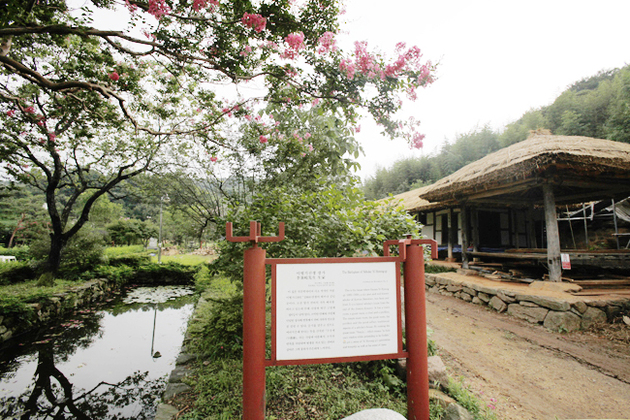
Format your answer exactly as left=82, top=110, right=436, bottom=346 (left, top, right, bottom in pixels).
left=240, top=45, right=252, bottom=57
left=109, top=72, right=120, bottom=81
left=124, top=0, right=138, bottom=13
left=304, top=132, right=311, bottom=139
left=242, top=13, right=267, bottom=33
left=312, top=98, right=320, bottom=106
left=355, top=125, right=361, bottom=133
left=307, top=144, right=314, bottom=152
left=6, top=109, right=15, bottom=117
left=318, top=31, right=337, bottom=54
left=301, top=152, right=306, bottom=157
left=147, top=0, right=171, bottom=20
left=286, top=32, right=305, bottom=50
left=48, top=133, right=56, bottom=141
left=37, top=120, right=45, bottom=126
left=259, top=135, right=268, bottom=143
left=192, top=0, right=219, bottom=12
left=244, top=114, right=252, bottom=121
left=339, top=59, right=355, bottom=79
left=24, top=106, right=35, bottom=114
left=210, top=156, right=218, bottom=162
left=411, top=133, right=425, bottom=149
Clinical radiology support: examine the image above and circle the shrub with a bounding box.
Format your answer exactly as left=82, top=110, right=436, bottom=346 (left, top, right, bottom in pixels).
left=0, top=245, right=32, bottom=261
left=0, top=261, right=37, bottom=285
left=199, top=293, right=244, bottom=359
left=132, top=262, right=198, bottom=284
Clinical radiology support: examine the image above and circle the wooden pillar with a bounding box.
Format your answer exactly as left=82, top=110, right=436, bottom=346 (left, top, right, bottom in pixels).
left=472, top=208, right=480, bottom=254
left=543, top=183, right=562, bottom=282
left=527, top=206, right=537, bottom=249
left=461, top=205, right=469, bottom=269
left=447, top=208, right=454, bottom=262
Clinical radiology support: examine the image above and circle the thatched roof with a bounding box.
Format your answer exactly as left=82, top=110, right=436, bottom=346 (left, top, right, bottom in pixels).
left=419, top=135, right=630, bottom=207
left=378, top=185, right=435, bottom=212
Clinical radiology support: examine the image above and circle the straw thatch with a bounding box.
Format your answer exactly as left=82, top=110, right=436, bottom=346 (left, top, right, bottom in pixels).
left=378, top=185, right=434, bottom=212
left=419, top=135, right=630, bottom=206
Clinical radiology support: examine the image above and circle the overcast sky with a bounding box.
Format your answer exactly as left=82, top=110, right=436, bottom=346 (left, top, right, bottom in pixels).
left=339, top=0, right=630, bottom=180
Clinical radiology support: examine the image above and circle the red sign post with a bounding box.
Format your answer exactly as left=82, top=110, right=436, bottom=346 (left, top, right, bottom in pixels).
left=227, top=222, right=436, bottom=420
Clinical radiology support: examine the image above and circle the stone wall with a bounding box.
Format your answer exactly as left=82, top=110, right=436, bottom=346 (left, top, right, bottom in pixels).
left=425, top=273, right=629, bottom=332
left=0, top=279, right=114, bottom=344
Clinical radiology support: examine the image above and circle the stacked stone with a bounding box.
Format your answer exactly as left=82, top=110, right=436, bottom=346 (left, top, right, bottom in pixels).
left=0, top=279, right=113, bottom=343
left=425, top=274, right=626, bottom=332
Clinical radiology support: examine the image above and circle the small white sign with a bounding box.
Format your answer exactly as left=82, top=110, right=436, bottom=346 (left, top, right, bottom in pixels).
left=275, top=262, right=398, bottom=361
left=561, top=253, right=571, bottom=270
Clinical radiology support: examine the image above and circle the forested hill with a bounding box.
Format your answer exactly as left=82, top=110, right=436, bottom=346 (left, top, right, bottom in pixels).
left=363, top=65, right=630, bottom=201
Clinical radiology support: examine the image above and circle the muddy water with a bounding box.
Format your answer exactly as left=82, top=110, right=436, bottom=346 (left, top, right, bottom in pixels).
left=0, top=285, right=196, bottom=420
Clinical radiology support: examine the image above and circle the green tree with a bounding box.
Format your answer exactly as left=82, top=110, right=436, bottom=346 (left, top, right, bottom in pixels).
left=212, top=182, right=420, bottom=283
left=605, top=67, right=630, bottom=143
left=1, top=0, right=436, bottom=278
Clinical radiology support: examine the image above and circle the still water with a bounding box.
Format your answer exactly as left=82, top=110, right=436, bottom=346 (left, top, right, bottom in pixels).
left=0, top=285, right=196, bottom=420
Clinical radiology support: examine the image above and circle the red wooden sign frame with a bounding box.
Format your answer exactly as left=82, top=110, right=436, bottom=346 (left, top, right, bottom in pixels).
left=226, top=221, right=437, bottom=420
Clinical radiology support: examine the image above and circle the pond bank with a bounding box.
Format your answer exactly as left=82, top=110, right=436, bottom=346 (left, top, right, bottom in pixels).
left=1, top=279, right=115, bottom=344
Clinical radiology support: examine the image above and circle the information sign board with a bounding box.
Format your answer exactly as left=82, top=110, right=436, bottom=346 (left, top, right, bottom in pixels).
left=275, top=261, right=399, bottom=361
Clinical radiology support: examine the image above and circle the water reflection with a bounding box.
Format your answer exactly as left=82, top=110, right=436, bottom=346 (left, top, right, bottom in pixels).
left=0, top=286, right=196, bottom=419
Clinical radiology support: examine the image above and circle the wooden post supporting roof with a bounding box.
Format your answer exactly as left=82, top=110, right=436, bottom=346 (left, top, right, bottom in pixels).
left=542, top=183, right=562, bottom=282
left=461, top=205, right=469, bottom=269
left=447, top=208, right=454, bottom=262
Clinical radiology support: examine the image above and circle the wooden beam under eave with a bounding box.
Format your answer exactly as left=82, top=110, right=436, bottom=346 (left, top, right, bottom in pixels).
left=543, top=183, right=562, bottom=282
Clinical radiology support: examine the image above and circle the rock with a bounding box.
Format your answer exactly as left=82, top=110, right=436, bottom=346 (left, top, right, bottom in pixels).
left=446, top=284, right=463, bottom=293
left=154, top=403, right=179, bottom=420
left=429, top=389, right=455, bottom=408
left=427, top=356, right=448, bottom=387
left=515, top=294, right=571, bottom=312
left=462, top=287, right=476, bottom=296
left=168, top=366, right=191, bottom=383
left=572, top=301, right=588, bottom=314
left=429, top=286, right=440, bottom=294
left=472, top=297, right=483, bottom=305
left=507, top=303, right=549, bottom=324
left=459, top=293, right=473, bottom=302
left=444, top=403, right=474, bottom=420
left=163, top=382, right=191, bottom=401
left=340, top=408, right=406, bottom=420
left=497, top=291, right=516, bottom=304
left=543, top=310, right=582, bottom=332
left=175, top=353, right=196, bottom=366
left=581, top=307, right=607, bottom=329
left=606, top=304, right=623, bottom=320
left=477, top=292, right=491, bottom=303
left=474, top=285, right=499, bottom=296
left=528, top=281, right=582, bottom=293
left=489, top=296, right=507, bottom=313
left=425, top=275, right=437, bottom=286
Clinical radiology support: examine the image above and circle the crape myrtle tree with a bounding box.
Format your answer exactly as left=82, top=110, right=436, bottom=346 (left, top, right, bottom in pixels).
left=0, top=0, right=435, bottom=277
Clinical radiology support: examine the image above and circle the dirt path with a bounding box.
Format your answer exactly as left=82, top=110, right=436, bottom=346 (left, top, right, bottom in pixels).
left=425, top=292, right=630, bottom=420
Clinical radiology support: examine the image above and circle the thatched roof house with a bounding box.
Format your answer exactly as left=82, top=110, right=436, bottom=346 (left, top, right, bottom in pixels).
left=419, top=135, right=630, bottom=207
left=390, top=135, right=630, bottom=281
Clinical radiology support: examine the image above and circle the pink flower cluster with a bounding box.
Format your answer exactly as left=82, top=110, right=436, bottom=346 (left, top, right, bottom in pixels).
left=147, top=0, right=171, bottom=20
left=192, top=0, right=219, bottom=12
left=318, top=31, right=337, bottom=54
left=281, top=32, right=305, bottom=59
left=109, top=71, right=120, bottom=81
left=242, top=13, right=267, bottom=33
left=411, top=132, right=425, bottom=149
left=338, top=41, right=433, bottom=86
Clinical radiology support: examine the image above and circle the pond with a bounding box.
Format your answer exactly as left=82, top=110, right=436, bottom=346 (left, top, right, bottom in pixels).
left=0, top=285, right=196, bottom=420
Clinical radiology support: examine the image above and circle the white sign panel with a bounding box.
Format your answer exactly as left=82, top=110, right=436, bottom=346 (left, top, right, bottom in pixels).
left=276, top=262, right=398, bottom=361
